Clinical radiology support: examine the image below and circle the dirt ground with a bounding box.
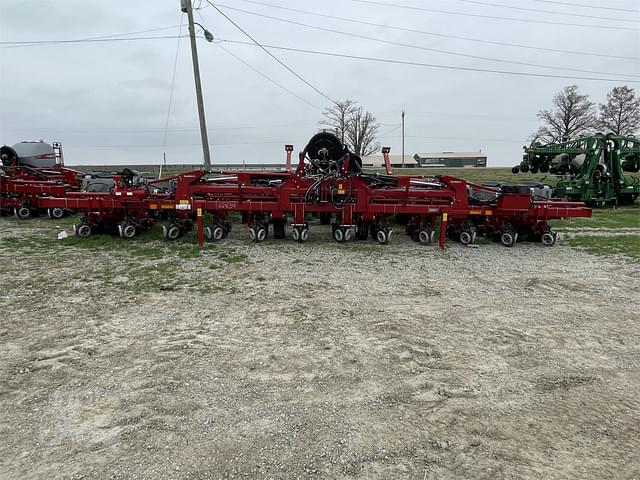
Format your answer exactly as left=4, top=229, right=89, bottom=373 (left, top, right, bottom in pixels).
left=1, top=217, right=639, bottom=480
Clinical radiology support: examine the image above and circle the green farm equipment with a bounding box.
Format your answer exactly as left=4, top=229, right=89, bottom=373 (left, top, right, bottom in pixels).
left=512, top=133, right=640, bottom=206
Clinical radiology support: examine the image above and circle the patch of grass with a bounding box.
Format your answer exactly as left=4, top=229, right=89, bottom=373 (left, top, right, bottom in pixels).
left=0, top=236, right=52, bottom=252
left=552, top=207, right=640, bottom=230
left=563, top=235, right=640, bottom=262
left=0, top=223, right=202, bottom=260
left=219, top=252, right=248, bottom=264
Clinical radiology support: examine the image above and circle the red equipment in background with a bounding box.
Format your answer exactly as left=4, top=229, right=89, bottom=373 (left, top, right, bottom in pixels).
left=1, top=141, right=84, bottom=218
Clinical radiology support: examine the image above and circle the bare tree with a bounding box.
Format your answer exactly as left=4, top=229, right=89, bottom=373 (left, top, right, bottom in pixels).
left=346, top=106, right=380, bottom=156
left=599, top=86, right=640, bottom=135
left=533, top=85, right=597, bottom=144
left=319, top=100, right=357, bottom=145
left=320, top=99, right=380, bottom=156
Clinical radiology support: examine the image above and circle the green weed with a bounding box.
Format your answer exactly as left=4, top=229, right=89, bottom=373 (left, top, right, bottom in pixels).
left=553, top=207, right=639, bottom=230
left=563, top=235, right=640, bottom=262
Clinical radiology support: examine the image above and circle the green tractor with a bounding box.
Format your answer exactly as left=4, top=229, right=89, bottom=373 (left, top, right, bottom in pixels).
left=513, top=133, right=640, bottom=206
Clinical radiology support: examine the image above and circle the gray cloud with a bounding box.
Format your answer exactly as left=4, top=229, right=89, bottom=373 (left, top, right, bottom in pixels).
left=1, top=0, right=638, bottom=167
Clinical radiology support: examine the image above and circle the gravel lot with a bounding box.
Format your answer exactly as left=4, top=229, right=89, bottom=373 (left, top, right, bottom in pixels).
left=1, top=217, right=639, bottom=480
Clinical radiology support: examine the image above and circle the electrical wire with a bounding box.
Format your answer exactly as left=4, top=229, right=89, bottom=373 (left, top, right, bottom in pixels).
left=392, top=134, right=525, bottom=144
left=218, top=38, right=640, bottom=83
left=1, top=122, right=316, bottom=133
left=351, top=0, right=640, bottom=31
left=214, top=43, right=322, bottom=110
left=205, top=0, right=337, bottom=105
left=214, top=4, right=640, bottom=78
left=5, top=10, right=636, bottom=61
left=455, top=0, right=636, bottom=22
left=70, top=140, right=307, bottom=149
left=379, top=125, right=402, bottom=137
left=162, top=17, right=185, bottom=150
left=0, top=25, right=184, bottom=49
left=235, top=0, right=639, bottom=61
left=0, top=35, right=188, bottom=49
left=250, top=0, right=640, bottom=60
left=528, top=0, right=638, bottom=13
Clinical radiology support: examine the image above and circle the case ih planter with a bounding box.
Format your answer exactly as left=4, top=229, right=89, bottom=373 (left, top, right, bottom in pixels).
left=2, top=132, right=591, bottom=248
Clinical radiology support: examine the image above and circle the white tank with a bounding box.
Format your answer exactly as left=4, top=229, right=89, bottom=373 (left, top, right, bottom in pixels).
left=12, top=141, right=56, bottom=167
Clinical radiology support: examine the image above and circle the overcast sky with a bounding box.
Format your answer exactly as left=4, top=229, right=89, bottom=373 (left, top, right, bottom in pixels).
left=1, top=0, right=638, bottom=167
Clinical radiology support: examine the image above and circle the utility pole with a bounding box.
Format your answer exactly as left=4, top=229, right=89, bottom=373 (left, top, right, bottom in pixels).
left=401, top=110, right=405, bottom=167
left=182, top=0, right=211, bottom=169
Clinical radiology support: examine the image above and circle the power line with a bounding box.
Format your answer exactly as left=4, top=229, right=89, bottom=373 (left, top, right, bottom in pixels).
left=214, top=4, right=640, bottom=78
left=392, top=134, right=524, bottom=144
left=0, top=35, right=188, bottom=48
left=214, top=43, right=322, bottom=110
left=219, top=38, right=640, bottom=83
left=4, top=12, right=637, bottom=61
left=162, top=18, right=185, bottom=150
left=235, top=0, right=639, bottom=61
left=528, top=0, right=639, bottom=13
left=379, top=125, right=402, bottom=137
left=351, top=0, right=640, bottom=31
left=378, top=109, right=539, bottom=122
left=70, top=140, right=307, bottom=149
left=0, top=25, right=183, bottom=49
left=205, top=0, right=337, bottom=105
left=0, top=122, right=316, bottom=133
left=456, top=0, right=636, bottom=22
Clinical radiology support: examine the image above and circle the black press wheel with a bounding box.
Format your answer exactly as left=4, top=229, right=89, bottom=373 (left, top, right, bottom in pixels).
left=15, top=206, right=31, bottom=219
left=500, top=232, right=516, bottom=247
left=376, top=228, right=391, bottom=245
left=459, top=231, right=474, bottom=245
left=76, top=224, right=92, bottom=238
left=418, top=229, right=432, bottom=245
left=541, top=232, right=556, bottom=247
left=165, top=224, right=181, bottom=241
left=121, top=223, right=136, bottom=239
left=49, top=207, right=65, bottom=219
left=256, top=227, right=267, bottom=242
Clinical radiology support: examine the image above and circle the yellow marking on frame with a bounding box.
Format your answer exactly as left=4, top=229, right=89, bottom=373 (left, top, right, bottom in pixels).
left=180, top=199, right=190, bottom=205
left=149, top=204, right=158, bottom=210
left=469, top=209, right=482, bottom=215
left=443, top=213, right=448, bottom=221
left=197, top=208, right=203, bottom=217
